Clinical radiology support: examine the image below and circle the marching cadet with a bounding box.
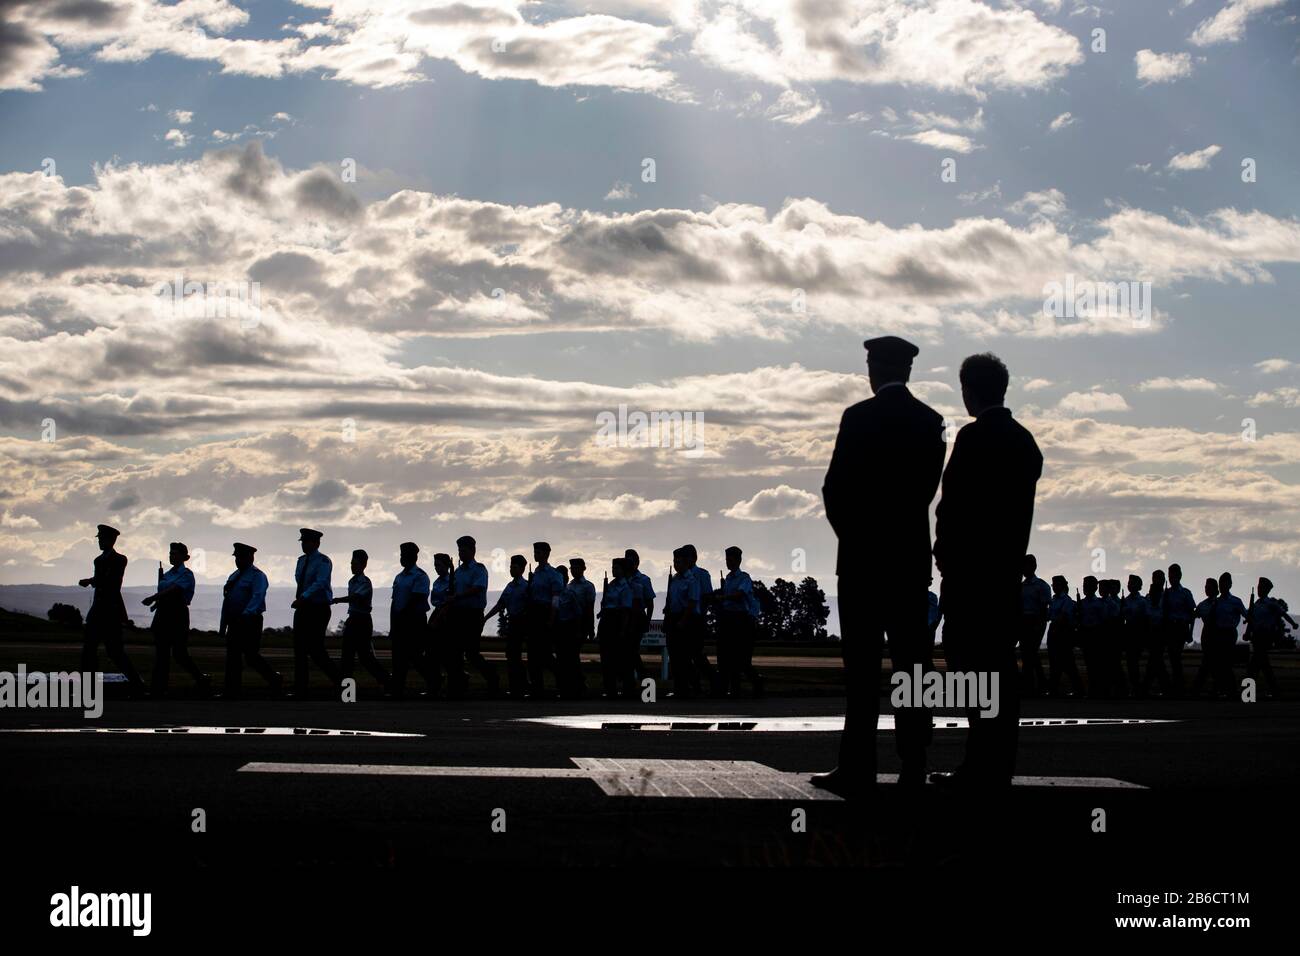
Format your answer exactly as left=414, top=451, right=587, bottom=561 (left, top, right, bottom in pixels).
left=1162, top=563, right=1196, bottom=695
left=142, top=541, right=209, bottom=698
left=218, top=543, right=282, bottom=699
left=446, top=536, right=498, bottom=698
left=1211, top=571, right=1247, bottom=697
left=1019, top=554, right=1051, bottom=697
left=1191, top=577, right=1221, bottom=698
left=330, top=549, right=389, bottom=693
left=525, top=541, right=565, bottom=699
left=681, top=544, right=721, bottom=695
left=1076, top=576, right=1106, bottom=698
left=484, top=555, right=532, bottom=698
left=1045, top=575, right=1082, bottom=697
left=1245, top=577, right=1294, bottom=699
left=719, top=546, right=764, bottom=697
left=1121, top=574, right=1150, bottom=698
left=665, top=547, right=702, bottom=698
left=425, top=552, right=456, bottom=692
left=1140, top=569, right=1171, bottom=697
left=625, top=549, right=655, bottom=680
left=291, top=528, right=341, bottom=699
left=597, top=557, right=636, bottom=699
left=389, top=542, right=437, bottom=699
left=1101, top=579, right=1125, bottom=697
left=556, top=558, right=595, bottom=698
left=78, top=524, right=147, bottom=696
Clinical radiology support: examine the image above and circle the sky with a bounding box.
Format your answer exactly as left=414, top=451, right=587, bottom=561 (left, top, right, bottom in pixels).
left=0, top=0, right=1298, bottom=610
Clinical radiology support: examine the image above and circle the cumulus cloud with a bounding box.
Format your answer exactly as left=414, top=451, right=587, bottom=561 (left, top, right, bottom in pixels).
left=721, top=485, right=823, bottom=521
left=1057, top=390, right=1131, bottom=414
left=1135, top=49, right=1193, bottom=84
left=1137, top=377, right=1220, bottom=392
left=1048, top=111, right=1075, bottom=132
left=1189, top=0, right=1286, bottom=46
left=1167, top=144, right=1221, bottom=171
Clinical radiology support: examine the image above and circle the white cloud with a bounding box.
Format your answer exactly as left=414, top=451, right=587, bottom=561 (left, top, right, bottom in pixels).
left=1048, top=111, right=1075, bottom=132
left=1254, top=359, right=1296, bottom=374
left=1022, top=378, right=1054, bottom=392
left=1135, top=49, right=1193, bottom=84
left=1057, top=390, right=1131, bottom=414
left=551, top=494, right=679, bottom=520
left=169, top=109, right=194, bottom=125
left=604, top=181, right=636, bottom=201
left=1167, top=144, right=1221, bottom=171
left=721, top=485, right=822, bottom=521
left=164, top=128, right=191, bottom=149
left=1189, top=0, right=1286, bottom=46
left=1137, top=377, right=1220, bottom=392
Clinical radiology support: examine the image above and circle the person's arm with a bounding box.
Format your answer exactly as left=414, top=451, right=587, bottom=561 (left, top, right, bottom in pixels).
left=821, top=409, right=852, bottom=538
left=245, top=573, right=267, bottom=617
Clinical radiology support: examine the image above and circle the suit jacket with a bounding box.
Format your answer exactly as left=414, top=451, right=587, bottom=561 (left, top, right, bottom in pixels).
left=822, top=384, right=946, bottom=581
left=933, top=406, right=1042, bottom=586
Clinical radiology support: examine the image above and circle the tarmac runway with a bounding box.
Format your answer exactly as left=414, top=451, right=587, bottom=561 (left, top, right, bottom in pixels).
left=2, top=691, right=1289, bottom=934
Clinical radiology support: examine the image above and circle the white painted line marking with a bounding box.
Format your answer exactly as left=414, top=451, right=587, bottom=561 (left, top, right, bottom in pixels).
left=0, top=726, right=424, bottom=737
left=239, top=758, right=1148, bottom=795
left=516, top=714, right=1177, bottom=732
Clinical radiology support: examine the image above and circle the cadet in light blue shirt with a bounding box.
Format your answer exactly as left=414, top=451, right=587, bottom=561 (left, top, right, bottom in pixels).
left=290, top=528, right=340, bottom=697
left=1162, top=563, right=1196, bottom=693
left=330, top=549, right=388, bottom=691
left=143, top=541, right=207, bottom=697
left=485, top=554, right=531, bottom=697
left=718, top=546, right=764, bottom=697
left=1245, top=577, right=1294, bottom=698
left=1046, top=575, right=1082, bottom=697
left=390, top=542, right=437, bottom=698
left=219, top=542, right=282, bottom=699
left=445, top=535, right=498, bottom=697
left=526, top=541, right=565, bottom=696
left=665, top=548, right=703, bottom=697
left=679, top=544, right=719, bottom=694
left=597, top=557, right=636, bottom=699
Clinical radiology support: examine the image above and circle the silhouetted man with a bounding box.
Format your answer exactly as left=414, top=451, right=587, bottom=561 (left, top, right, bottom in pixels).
left=931, top=353, right=1043, bottom=789
left=484, top=554, right=531, bottom=697
left=625, top=549, right=655, bottom=681
left=292, top=528, right=341, bottom=697
left=332, top=549, right=389, bottom=693
left=1019, top=554, right=1051, bottom=696
left=1245, top=577, right=1293, bottom=698
left=526, top=541, right=565, bottom=698
left=79, top=524, right=147, bottom=696
left=446, top=535, right=498, bottom=698
left=814, top=335, right=946, bottom=799
left=389, top=542, right=436, bottom=698
left=1162, top=564, right=1196, bottom=696
left=719, top=546, right=764, bottom=697
left=219, top=543, right=282, bottom=699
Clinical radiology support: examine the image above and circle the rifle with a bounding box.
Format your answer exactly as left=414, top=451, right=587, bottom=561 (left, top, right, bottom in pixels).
left=1244, top=588, right=1256, bottom=643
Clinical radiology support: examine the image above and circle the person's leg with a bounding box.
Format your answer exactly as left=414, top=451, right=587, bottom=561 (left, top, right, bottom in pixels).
left=354, top=616, right=388, bottom=689
left=666, top=618, right=695, bottom=695
left=292, top=607, right=310, bottom=696
left=104, top=624, right=146, bottom=692
left=835, top=582, right=883, bottom=788
left=223, top=623, right=242, bottom=699
left=242, top=615, right=278, bottom=688
left=81, top=620, right=99, bottom=674
left=173, top=628, right=205, bottom=683
left=886, top=588, right=933, bottom=781
left=1168, top=630, right=1185, bottom=694
left=464, top=611, right=498, bottom=691
left=504, top=617, right=529, bottom=696
left=307, top=606, right=341, bottom=689
left=151, top=626, right=171, bottom=696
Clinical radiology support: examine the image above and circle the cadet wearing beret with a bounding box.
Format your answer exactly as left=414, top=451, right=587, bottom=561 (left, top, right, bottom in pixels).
left=291, top=528, right=341, bottom=698
left=219, top=543, right=282, bottom=699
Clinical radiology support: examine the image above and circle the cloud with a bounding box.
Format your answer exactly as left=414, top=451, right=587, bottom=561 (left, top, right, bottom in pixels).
left=1057, top=390, right=1131, bottom=414
left=1254, top=358, right=1296, bottom=374
left=168, top=108, right=193, bottom=125
left=551, top=494, right=679, bottom=520
left=1022, top=378, right=1053, bottom=392
left=1137, top=377, right=1220, bottom=392
left=1135, top=49, right=1193, bottom=84
left=721, top=485, right=822, bottom=521
left=604, top=181, right=636, bottom=201
left=1048, top=111, right=1075, bottom=132
left=1167, top=144, right=1221, bottom=171
left=2, top=0, right=1085, bottom=111
left=164, top=128, right=191, bottom=149
left=1246, top=388, right=1300, bottom=408
left=1189, top=0, right=1286, bottom=46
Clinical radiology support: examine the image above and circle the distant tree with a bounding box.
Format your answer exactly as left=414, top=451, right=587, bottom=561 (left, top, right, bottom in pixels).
left=752, top=580, right=778, bottom=642
left=792, top=577, right=830, bottom=642
left=48, top=603, right=83, bottom=627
